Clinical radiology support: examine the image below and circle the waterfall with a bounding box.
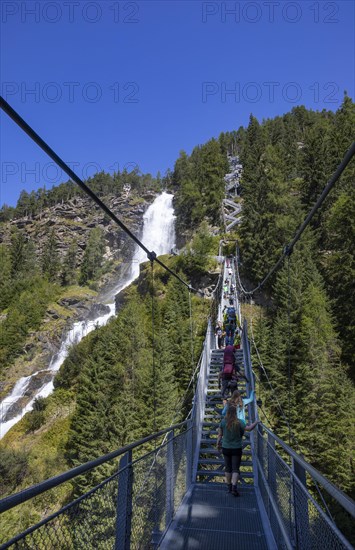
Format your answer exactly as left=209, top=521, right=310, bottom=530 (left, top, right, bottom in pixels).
left=0, top=192, right=176, bottom=439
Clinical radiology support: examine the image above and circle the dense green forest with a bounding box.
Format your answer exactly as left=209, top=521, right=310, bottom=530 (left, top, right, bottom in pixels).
left=0, top=96, right=354, bottom=540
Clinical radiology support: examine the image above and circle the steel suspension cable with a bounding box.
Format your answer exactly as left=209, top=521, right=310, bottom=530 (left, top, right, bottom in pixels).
left=0, top=97, right=199, bottom=294
left=287, top=255, right=292, bottom=446
left=150, top=260, right=157, bottom=435
left=150, top=259, right=159, bottom=541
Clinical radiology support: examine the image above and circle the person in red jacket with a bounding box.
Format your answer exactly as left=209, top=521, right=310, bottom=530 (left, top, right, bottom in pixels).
left=218, top=345, right=236, bottom=398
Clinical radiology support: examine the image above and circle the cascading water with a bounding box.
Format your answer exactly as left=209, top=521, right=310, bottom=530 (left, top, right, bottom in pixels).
left=0, top=192, right=176, bottom=439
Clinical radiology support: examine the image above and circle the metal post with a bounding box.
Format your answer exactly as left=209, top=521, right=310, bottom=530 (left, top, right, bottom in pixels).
left=166, top=430, right=175, bottom=528
left=268, top=434, right=276, bottom=517
left=115, top=450, right=133, bottom=550
left=258, top=425, right=265, bottom=469
left=186, top=420, right=193, bottom=488
left=292, top=457, right=311, bottom=549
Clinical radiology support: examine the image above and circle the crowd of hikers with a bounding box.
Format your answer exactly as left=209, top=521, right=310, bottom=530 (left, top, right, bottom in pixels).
left=215, top=303, right=241, bottom=349
left=214, top=264, right=260, bottom=497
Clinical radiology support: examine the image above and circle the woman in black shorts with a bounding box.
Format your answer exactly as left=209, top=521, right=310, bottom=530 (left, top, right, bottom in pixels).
left=217, top=405, right=259, bottom=496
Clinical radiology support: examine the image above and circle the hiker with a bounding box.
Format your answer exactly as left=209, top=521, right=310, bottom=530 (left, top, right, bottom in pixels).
left=222, top=368, right=242, bottom=397
left=224, top=323, right=235, bottom=346
left=219, top=362, right=237, bottom=398
left=226, top=336, right=248, bottom=382
left=218, top=345, right=236, bottom=398
left=215, top=323, right=224, bottom=350
left=222, top=389, right=255, bottom=422
left=217, top=405, right=259, bottom=496
left=223, top=282, right=228, bottom=299
left=233, top=330, right=241, bottom=349
left=223, top=344, right=235, bottom=366
left=226, top=305, right=236, bottom=326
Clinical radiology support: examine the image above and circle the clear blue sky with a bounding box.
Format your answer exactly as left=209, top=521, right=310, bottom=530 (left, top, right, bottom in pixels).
left=1, top=0, right=354, bottom=206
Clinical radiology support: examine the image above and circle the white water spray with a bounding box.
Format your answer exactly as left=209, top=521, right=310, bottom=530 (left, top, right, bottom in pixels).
left=0, top=192, right=176, bottom=438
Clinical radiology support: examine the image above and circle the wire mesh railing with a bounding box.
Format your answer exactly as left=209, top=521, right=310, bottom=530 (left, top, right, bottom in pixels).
left=242, top=318, right=355, bottom=550
left=191, top=320, right=212, bottom=482
left=0, top=316, right=214, bottom=550
left=0, top=424, right=191, bottom=550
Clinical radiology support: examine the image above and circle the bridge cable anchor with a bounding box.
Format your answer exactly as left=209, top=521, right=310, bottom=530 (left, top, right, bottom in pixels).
left=147, top=250, right=157, bottom=262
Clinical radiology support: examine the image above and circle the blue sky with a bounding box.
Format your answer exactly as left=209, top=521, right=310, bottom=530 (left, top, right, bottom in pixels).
left=1, top=0, right=354, bottom=206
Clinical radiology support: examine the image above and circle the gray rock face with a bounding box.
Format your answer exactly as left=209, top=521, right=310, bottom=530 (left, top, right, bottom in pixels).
left=2, top=370, right=52, bottom=422
left=1, top=193, right=156, bottom=266
left=87, top=303, right=111, bottom=320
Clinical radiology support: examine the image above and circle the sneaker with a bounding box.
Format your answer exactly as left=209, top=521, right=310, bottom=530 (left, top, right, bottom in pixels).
left=226, top=484, right=232, bottom=493
left=232, top=486, right=240, bottom=497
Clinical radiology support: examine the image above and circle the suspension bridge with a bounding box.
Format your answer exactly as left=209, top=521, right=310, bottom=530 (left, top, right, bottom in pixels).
left=0, top=258, right=354, bottom=548
left=0, top=97, right=354, bottom=549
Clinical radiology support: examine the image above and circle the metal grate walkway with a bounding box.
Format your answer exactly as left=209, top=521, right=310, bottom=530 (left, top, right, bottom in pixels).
left=160, top=484, right=270, bottom=549
left=160, top=348, right=276, bottom=549
left=196, top=348, right=252, bottom=484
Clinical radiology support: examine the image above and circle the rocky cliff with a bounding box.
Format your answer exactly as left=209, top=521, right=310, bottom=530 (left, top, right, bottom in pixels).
left=1, top=192, right=156, bottom=265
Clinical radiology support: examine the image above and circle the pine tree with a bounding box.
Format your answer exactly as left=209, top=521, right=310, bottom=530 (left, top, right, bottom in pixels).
left=0, top=244, right=13, bottom=310
left=296, top=283, right=354, bottom=491
left=239, top=144, right=300, bottom=284
left=80, top=227, right=105, bottom=284
left=239, top=114, right=265, bottom=186
left=10, top=227, right=26, bottom=277
left=300, top=118, right=332, bottom=210
left=42, top=229, right=61, bottom=282
left=323, top=187, right=355, bottom=376
left=61, top=241, right=78, bottom=286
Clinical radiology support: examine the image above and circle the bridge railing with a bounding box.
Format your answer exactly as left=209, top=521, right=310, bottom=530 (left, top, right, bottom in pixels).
left=0, top=305, right=216, bottom=550
left=190, top=319, right=212, bottom=482
left=242, top=319, right=355, bottom=550
left=0, top=421, right=192, bottom=550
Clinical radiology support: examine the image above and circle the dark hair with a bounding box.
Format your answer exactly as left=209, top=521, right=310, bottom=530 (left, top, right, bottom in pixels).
left=230, top=390, right=243, bottom=408
left=225, top=404, right=241, bottom=435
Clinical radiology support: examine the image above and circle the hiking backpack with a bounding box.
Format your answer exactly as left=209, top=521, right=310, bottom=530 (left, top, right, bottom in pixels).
left=227, top=306, right=236, bottom=322
left=222, top=363, right=234, bottom=380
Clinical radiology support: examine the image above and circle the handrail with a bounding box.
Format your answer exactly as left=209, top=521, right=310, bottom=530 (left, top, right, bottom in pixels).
left=0, top=421, right=187, bottom=514
left=259, top=422, right=355, bottom=519
left=242, top=316, right=355, bottom=549
left=242, top=317, right=355, bottom=519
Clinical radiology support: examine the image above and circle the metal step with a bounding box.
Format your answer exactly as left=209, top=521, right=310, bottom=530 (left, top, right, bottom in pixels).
left=200, top=438, right=250, bottom=446
left=196, top=470, right=254, bottom=479
left=199, top=448, right=252, bottom=456
left=202, top=422, right=220, bottom=428
left=198, top=459, right=253, bottom=467
left=197, top=458, right=224, bottom=465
